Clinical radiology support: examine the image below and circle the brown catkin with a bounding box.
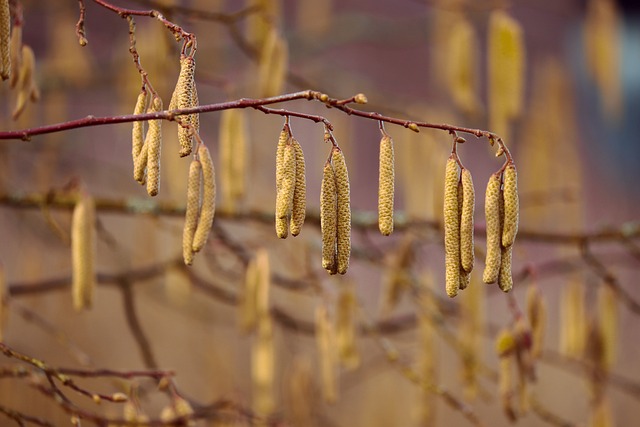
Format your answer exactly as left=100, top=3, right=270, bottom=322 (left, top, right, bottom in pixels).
left=275, top=142, right=296, bottom=238
left=443, top=156, right=460, bottom=297
left=320, top=160, right=337, bottom=273
left=378, top=135, right=395, bottom=236
left=183, top=159, right=201, bottom=266
left=333, top=147, right=351, bottom=274
left=171, top=55, right=196, bottom=157
left=483, top=173, right=502, bottom=284
left=145, top=96, right=163, bottom=197
left=502, top=164, right=519, bottom=248
left=289, top=138, right=306, bottom=236
left=71, top=193, right=96, bottom=311
left=0, top=0, right=9, bottom=80
left=460, top=168, right=475, bottom=272
left=192, top=145, right=216, bottom=253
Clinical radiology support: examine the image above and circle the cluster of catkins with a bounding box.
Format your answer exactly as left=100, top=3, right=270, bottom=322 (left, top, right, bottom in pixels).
left=1, top=0, right=40, bottom=119
left=443, top=153, right=519, bottom=297
left=274, top=124, right=306, bottom=238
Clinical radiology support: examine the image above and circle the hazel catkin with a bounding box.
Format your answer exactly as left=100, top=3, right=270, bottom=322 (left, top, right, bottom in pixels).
left=333, top=147, right=351, bottom=275
left=275, top=142, right=296, bottom=239
left=483, top=173, right=502, bottom=284
left=170, top=55, right=197, bottom=157
left=71, top=192, right=96, bottom=311
left=460, top=168, right=475, bottom=273
left=132, top=89, right=148, bottom=161
left=378, top=135, right=395, bottom=236
left=192, top=145, right=216, bottom=253
left=498, top=245, right=513, bottom=292
left=183, top=159, right=201, bottom=266
left=320, top=160, right=337, bottom=274
left=289, top=138, right=306, bottom=236
left=502, top=164, right=519, bottom=248
left=443, top=156, right=460, bottom=297
left=8, top=22, right=20, bottom=88
left=0, top=0, right=9, bottom=81
left=145, top=96, right=163, bottom=197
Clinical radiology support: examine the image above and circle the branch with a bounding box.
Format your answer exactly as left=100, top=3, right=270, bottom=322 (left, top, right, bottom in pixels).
left=118, top=280, right=159, bottom=369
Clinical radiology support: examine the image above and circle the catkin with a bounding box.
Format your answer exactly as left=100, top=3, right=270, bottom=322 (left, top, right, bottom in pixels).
left=192, top=145, right=216, bottom=253
left=336, top=286, right=360, bottom=370
left=460, top=168, right=475, bottom=272
left=240, top=257, right=259, bottom=333
left=0, top=0, right=9, bottom=81
left=275, top=124, right=289, bottom=191
left=252, top=317, right=275, bottom=416
left=316, top=305, right=338, bottom=403
left=183, top=159, right=201, bottom=266
left=133, top=142, right=148, bottom=184
left=9, top=23, right=21, bottom=88
left=502, top=164, right=519, bottom=248
left=258, top=27, right=288, bottom=98
left=145, top=96, right=163, bottom=197
left=483, top=173, right=502, bottom=284
left=12, top=44, right=35, bottom=120
left=333, top=147, right=351, bottom=275
left=447, top=17, right=480, bottom=114
left=378, top=135, right=395, bottom=236
left=289, top=138, right=306, bottom=236
left=71, top=193, right=96, bottom=311
left=598, top=285, right=618, bottom=371
left=443, top=156, right=460, bottom=297
left=170, top=55, right=197, bottom=157
left=498, top=245, right=513, bottom=293
left=132, top=89, right=148, bottom=161
left=526, top=285, right=546, bottom=360
left=457, top=180, right=470, bottom=291
left=275, top=142, right=296, bottom=238
left=321, top=160, right=338, bottom=274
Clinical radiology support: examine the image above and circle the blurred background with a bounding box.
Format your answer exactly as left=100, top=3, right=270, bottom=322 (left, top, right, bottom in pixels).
left=0, top=0, right=639, bottom=426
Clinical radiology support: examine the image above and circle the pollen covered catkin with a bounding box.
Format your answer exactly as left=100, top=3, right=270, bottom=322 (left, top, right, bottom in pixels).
left=443, top=157, right=460, bottom=297
left=0, top=0, right=9, bottom=81
left=460, top=168, right=475, bottom=273
left=132, top=89, right=148, bottom=160
left=321, top=160, right=337, bottom=273
left=71, top=193, right=96, bottom=311
left=483, top=173, right=502, bottom=284
left=275, top=142, right=296, bottom=238
left=171, top=55, right=196, bottom=157
left=192, top=145, right=216, bottom=253
left=502, top=164, right=519, bottom=248
left=333, top=147, right=351, bottom=274
left=378, top=135, right=395, bottom=236
left=275, top=125, right=289, bottom=191
left=12, top=45, right=35, bottom=120
left=498, top=245, right=513, bottom=292
left=289, top=138, right=306, bottom=236
left=133, top=142, right=148, bottom=184
left=145, top=96, right=163, bottom=197
left=183, top=159, right=201, bottom=265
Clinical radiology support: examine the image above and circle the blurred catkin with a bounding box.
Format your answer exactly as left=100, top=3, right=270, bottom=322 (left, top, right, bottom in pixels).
left=289, top=138, right=306, bottom=236
left=447, top=17, right=480, bottom=114
left=257, top=26, right=288, bottom=98
left=597, top=285, right=618, bottom=372
left=333, top=148, right=351, bottom=274
left=0, top=264, right=6, bottom=341
left=219, top=108, right=248, bottom=212
left=321, top=160, right=337, bottom=273
left=443, top=157, right=460, bottom=297
left=336, top=285, right=360, bottom=370
left=560, top=277, right=587, bottom=358
left=316, top=305, right=338, bottom=403
left=182, top=159, right=201, bottom=266
left=71, top=192, right=96, bottom=311
left=192, top=145, right=216, bottom=253
left=483, top=173, right=502, bottom=284
left=8, top=22, right=20, bottom=88
left=378, top=135, right=395, bottom=236
left=526, top=285, right=546, bottom=360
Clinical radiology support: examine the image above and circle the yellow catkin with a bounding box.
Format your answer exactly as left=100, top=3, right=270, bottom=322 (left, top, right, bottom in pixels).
left=240, top=257, right=259, bottom=333
left=417, top=274, right=438, bottom=425
left=132, top=89, right=148, bottom=161
left=559, top=277, right=587, bottom=358
left=170, top=55, right=196, bottom=157
left=12, top=44, right=35, bottom=120
left=71, top=192, right=96, bottom=311
left=133, top=142, right=148, bottom=185
left=589, top=396, right=614, bottom=427
left=333, top=147, right=351, bottom=274
left=443, top=156, right=460, bottom=297
left=459, top=270, right=485, bottom=400
left=460, top=168, right=475, bottom=273
left=289, top=138, right=306, bottom=236
left=336, top=285, right=360, bottom=370
left=252, top=317, right=275, bottom=416
left=525, top=285, right=546, bottom=360
left=286, top=358, right=314, bottom=427
left=182, top=159, right=201, bottom=266
left=173, top=397, right=195, bottom=427
left=275, top=142, right=296, bottom=238
left=502, top=164, right=519, bottom=248
left=498, top=245, right=513, bottom=293
left=378, top=135, right=395, bottom=236
left=275, top=124, right=289, bottom=190
left=145, top=96, right=163, bottom=197
left=381, top=235, right=415, bottom=315
left=457, top=180, right=470, bottom=291
left=254, top=248, right=271, bottom=320
left=192, top=145, right=216, bottom=253
left=219, top=108, right=248, bottom=212
left=496, top=328, right=517, bottom=422
left=0, top=0, right=9, bottom=80
left=320, top=160, right=337, bottom=273
left=483, top=173, right=502, bottom=284
left=597, top=285, right=618, bottom=371
left=258, top=26, right=288, bottom=98
left=316, top=305, right=338, bottom=403
left=447, top=17, right=480, bottom=114
left=9, top=22, right=21, bottom=88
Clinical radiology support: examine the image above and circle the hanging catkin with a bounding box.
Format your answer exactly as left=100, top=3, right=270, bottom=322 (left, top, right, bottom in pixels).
left=258, top=26, right=288, bottom=98
left=289, top=138, right=306, bottom=236
left=598, top=285, right=618, bottom=371
left=498, top=245, right=513, bottom=292
left=170, top=55, right=196, bottom=157
left=443, top=156, right=460, bottom=297
left=378, top=135, right=395, bottom=236
left=501, top=164, right=519, bottom=248
left=275, top=142, right=296, bottom=238
left=192, top=145, right=216, bottom=253
left=183, top=159, right=201, bottom=266
left=457, top=179, right=470, bottom=290
left=483, top=173, right=502, bottom=284
left=71, top=192, right=96, bottom=311
left=460, top=168, right=475, bottom=273
left=275, top=124, right=289, bottom=191
left=336, top=285, right=360, bottom=369
left=321, top=160, right=337, bottom=274
left=132, top=89, right=148, bottom=161
left=333, top=147, right=351, bottom=275
left=447, top=17, right=480, bottom=114
left=219, top=108, right=248, bottom=212
left=526, top=285, right=546, bottom=360
left=0, top=0, right=9, bottom=81
left=145, top=96, right=163, bottom=197
left=316, top=305, right=338, bottom=403
left=9, top=22, right=21, bottom=88
left=12, top=45, right=35, bottom=120
left=133, top=142, right=148, bottom=184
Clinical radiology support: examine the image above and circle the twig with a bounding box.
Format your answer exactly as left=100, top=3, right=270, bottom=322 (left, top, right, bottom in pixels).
left=118, top=280, right=159, bottom=369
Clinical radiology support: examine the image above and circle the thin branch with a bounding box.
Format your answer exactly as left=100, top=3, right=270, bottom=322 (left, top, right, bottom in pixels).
left=118, top=280, right=159, bottom=369
left=0, top=405, right=53, bottom=427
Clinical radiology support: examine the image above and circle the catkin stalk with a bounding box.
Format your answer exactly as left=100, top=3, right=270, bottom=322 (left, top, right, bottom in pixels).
left=502, top=164, right=519, bottom=248
left=378, top=135, right=395, bottom=236
left=443, top=156, right=460, bottom=297
left=0, top=0, right=9, bottom=81
left=483, top=173, right=502, bottom=284
left=321, top=160, right=337, bottom=274
left=192, top=145, right=216, bottom=253
left=289, top=138, right=306, bottom=236
left=71, top=193, right=96, bottom=311
left=183, top=159, right=201, bottom=266
left=145, top=96, right=163, bottom=197
left=333, top=147, right=351, bottom=274
left=275, top=142, right=296, bottom=238
left=460, top=168, right=475, bottom=272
